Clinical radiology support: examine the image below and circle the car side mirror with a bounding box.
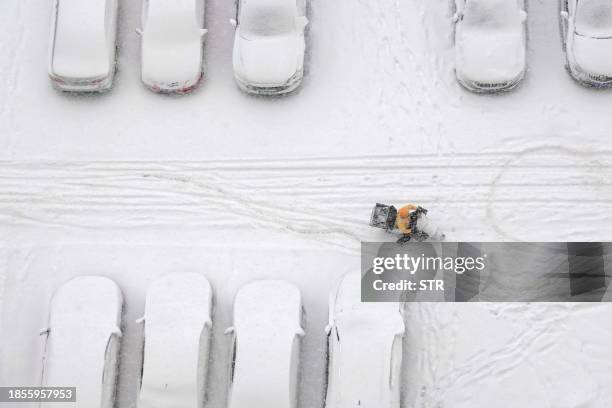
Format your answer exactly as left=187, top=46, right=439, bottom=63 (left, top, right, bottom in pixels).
left=296, top=16, right=308, bottom=30
left=230, top=18, right=238, bottom=27
left=200, top=28, right=208, bottom=37
left=560, top=10, right=569, bottom=20
left=519, top=10, right=527, bottom=22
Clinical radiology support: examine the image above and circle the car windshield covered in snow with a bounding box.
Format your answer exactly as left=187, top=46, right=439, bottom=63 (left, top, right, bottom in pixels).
left=462, top=0, right=521, bottom=29
left=575, top=0, right=612, bottom=38
left=240, top=0, right=295, bottom=40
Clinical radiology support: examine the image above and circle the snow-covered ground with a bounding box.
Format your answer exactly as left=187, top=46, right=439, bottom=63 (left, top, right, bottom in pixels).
left=2, top=0, right=612, bottom=406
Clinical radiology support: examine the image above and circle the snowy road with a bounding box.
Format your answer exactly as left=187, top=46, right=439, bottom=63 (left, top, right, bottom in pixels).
left=2, top=0, right=612, bottom=406
left=1, top=149, right=612, bottom=248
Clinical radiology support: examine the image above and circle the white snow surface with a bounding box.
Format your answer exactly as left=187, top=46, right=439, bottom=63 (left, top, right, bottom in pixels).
left=3, top=0, right=612, bottom=407
left=138, top=273, right=212, bottom=408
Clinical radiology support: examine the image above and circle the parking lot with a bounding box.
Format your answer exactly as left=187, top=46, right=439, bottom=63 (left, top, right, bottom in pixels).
left=2, top=0, right=612, bottom=407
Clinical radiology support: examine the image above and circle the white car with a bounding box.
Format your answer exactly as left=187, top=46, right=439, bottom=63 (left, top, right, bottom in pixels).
left=561, top=0, right=612, bottom=87
left=231, top=0, right=308, bottom=95
left=138, top=0, right=208, bottom=93
left=325, top=273, right=405, bottom=408
left=40, top=276, right=123, bottom=408
left=226, top=280, right=304, bottom=407
left=48, top=0, right=118, bottom=92
left=454, top=0, right=527, bottom=93
left=137, top=273, right=213, bottom=408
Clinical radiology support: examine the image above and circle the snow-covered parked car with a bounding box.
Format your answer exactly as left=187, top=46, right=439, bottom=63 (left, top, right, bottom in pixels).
left=137, top=0, right=208, bottom=93
left=560, top=0, right=612, bottom=87
left=48, top=0, right=119, bottom=92
left=231, top=0, right=308, bottom=95
left=226, top=280, right=305, bottom=407
left=137, top=273, right=213, bottom=408
left=454, top=0, right=527, bottom=93
left=40, top=276, right=123, bottom=408
left=325, top=273, right=405, bottom=408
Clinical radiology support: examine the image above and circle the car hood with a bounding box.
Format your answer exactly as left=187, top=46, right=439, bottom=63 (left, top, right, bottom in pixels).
left=572, top=35, right=612, bottom=77
left=456, top=27, right=526, bottom=83
left=233, top=33, right=300, bottom=86
left=141, top=36, right=203, bottom=89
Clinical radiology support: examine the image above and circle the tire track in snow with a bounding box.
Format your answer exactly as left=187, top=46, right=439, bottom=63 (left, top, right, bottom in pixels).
left=408, top=302, right=612, bottom=407
left=486, top=144, right=612, bottom=241
left=1, top=148, right=612, bottom=246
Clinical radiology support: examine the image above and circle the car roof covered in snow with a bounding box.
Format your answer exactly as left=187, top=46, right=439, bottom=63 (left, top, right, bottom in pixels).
left=462, top=0, right=524, bottom=28
left=43, top=276, right=123, bottom=408
left=229, top=280, right=302, bottom=408
left=139, top=273, right=213, bottom=408
left=143, top=0, right=201, bottom=38
left=51, top=0, right=113, bottom=79
left=241, top=0, right=295, bottom=15
left=240, top=0, right=296, bottom=39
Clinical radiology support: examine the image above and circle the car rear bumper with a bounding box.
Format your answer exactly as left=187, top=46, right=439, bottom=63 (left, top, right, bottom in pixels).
left=565, top=62, right=612, bottom=88
left=49, top=71, right=114, bottom=92
left=563, top=36, right=612, bottom=88
left=142, top=72, right=203, bottom=94
left=455, top=69, right=526, bottom=94
left=235, top=70, right=303, bottom=96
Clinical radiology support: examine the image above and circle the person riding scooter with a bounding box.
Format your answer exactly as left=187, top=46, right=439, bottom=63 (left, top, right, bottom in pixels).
left=370, top=203, right=445, bottom=243
left=394, top=204, right=428, bottom=242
